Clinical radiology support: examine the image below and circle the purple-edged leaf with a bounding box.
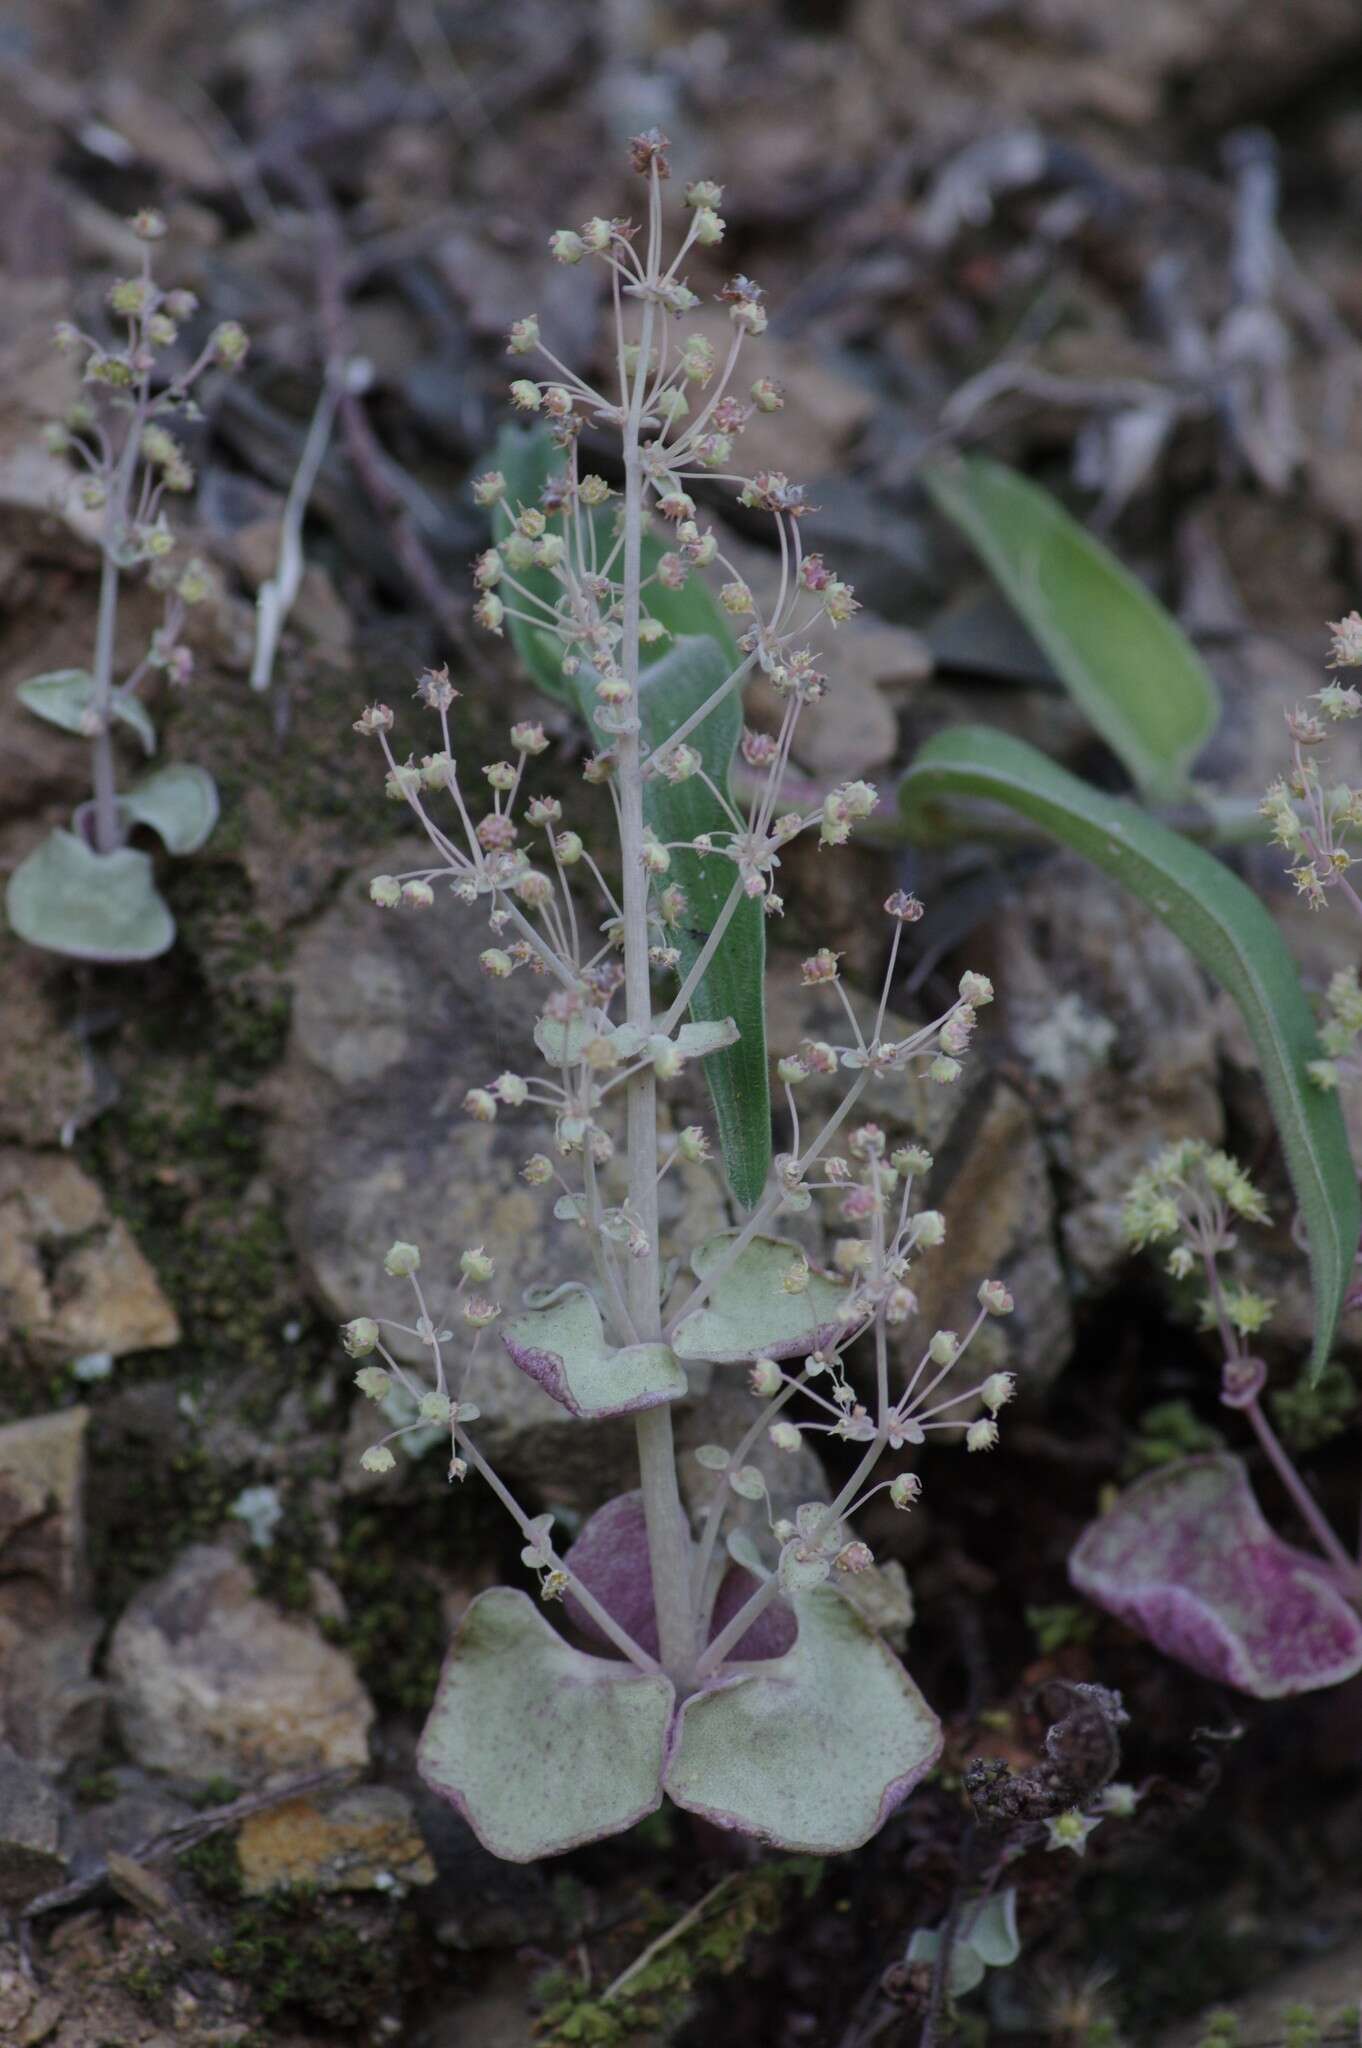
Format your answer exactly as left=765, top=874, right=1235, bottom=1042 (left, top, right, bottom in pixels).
left=501, top=1292, right=686, bottom=1419
left=1069, top=1453, right=1362, bottom=1698
left=417, top=1587, right=675, bottom=1861
left=663, top=1587, right=942, bottom=1852
left=563, top=1491, right=796, bottom=1663
left=672, top=1234, right=857, bottom=1364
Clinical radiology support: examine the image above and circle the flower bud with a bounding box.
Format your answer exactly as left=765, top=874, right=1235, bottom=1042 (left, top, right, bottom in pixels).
left=750, top=376, right=784, bottom=412
left=693, top=207, right=725, bottom=245
left=461, top=1246, right=496, bottom=1283
left=464, top=1088, right=498, bottom=1122
left=507, top=315, right=540, bottom=355
left=959, top=971, right=994, bottom=1006
left=369, top=875, right=401, bottom=908
left=211, top=321, right=250, bottom=368
left=494, top=1072, right=529, bottom=1107
left=966, top=1419, right=999, bottom=1453
left=472, top=470, right=506, bottom=506
left=749, top=1357, right=782, bottom=1397
left=769, top=1421, right=802, bottom=1454
left=361, top=1445, right=396, bottom=1473
left=549, top=229, right=586, bottom=263
left=384, top=1242, right=421, bottom=1277
left=342, top=1317, right=380, bottom=1357
left=554, top=831, right=583, bottom=864
left=480, top=948, right=514, bottom=979
left=910, top=1210, right=946, bottom=1249
left=401, top=880, right=435, bottom=909
left=890, top=1473, right=922, bottom=1509
left=509, top=379, right=542, bottom=411
left=419, top=1391, right=452, bottom=1424
left=978, top=1279, right=1014, bottom=1316
left=511, top=720, right=548, bottom=754
left=928, top=1330, right=958, bottom=1367
left=463, top=1296, right=500, bottom=1328
left=522, top=1154, right=554, bottom=1185
left=354, top=1365, right=390, bottom=1400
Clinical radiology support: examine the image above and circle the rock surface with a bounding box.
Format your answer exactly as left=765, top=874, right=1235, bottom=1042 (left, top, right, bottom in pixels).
left=0, top=1406, right=106, bottom=1767
left=236, top=1783, right=435, bottom=1896
left=976, top=853, right=1223, bottom=1289
left=0, top=1744, right=65, bottom=1907
left=0, top=1150, right=180, bottom=1366
left=279, top=854, right=727, bottom=1502
left=107, top=1543, right=374, bottom=1784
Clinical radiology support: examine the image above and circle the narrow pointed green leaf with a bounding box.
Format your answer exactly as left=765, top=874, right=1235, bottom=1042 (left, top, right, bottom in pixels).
left=17, top=670, right=157, bottom=755
left=900, top=727, right=1359, bottom=1376
left=124, top=763, right=219, bottom=854
left=921, top=455, right=1219, bottom=801
left=487, top=426, right=770, bottom=1207
left=5, top=828, right=174, bottom=962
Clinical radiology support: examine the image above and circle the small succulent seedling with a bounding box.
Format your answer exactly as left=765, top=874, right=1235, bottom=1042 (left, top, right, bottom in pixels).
left=1070, top=1140, right=1362, bottom=1696
left=4, top=210, right=247, bottom=962
left=342, top=137, right=1019, bottom=1862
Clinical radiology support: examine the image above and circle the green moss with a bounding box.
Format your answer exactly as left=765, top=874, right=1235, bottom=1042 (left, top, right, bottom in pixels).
left=1271, top=1362, right=1358, bottom=1454
left=207, top=1888, right=404, bottom=2029
left=1026, top=1602, right=1098, bottom=1654
left=535, top=1861, right=821, bottom=2048
left=179, top=1830, right=245, bottom=1902
left=188, top=1775, right=242, bottom=1811
left=1122, top=1399, right=1225, bottom=1479
left=73, top=1769, right=120, bottom=1805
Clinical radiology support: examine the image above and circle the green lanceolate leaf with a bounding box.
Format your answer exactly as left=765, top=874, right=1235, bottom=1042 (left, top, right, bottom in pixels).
left=17, top=670, right=158, bottom=755
left=486, top=425, right=771, bottom=1207
left=124, top=763, right=219, bottom=854
left=5, top=827, right=175, bottom=962
left=921, top=455, right=1219, bottom=802
left=900, top=727, right=1359, bottom=1376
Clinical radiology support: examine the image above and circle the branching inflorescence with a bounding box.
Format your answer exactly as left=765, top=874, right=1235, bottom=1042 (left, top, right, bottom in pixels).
left=5, top=209, right=247, bottom=963
left=343, top=136, right=1016, bottom=1861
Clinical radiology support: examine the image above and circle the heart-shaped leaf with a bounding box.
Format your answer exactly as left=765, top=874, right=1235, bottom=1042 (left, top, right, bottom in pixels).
left=663, top=1586, right=942, bottom=1851
left=900, top=727, right=1360, bottom=1378
left=501, top=1291, right=686, bottom=1418
left=417, top=1587, right=675, bottom=1860
left=124, top=763, right=219, bottom=854
left=17, top=670, right=158, bottom=755
left=672, top=1233, right=858, bottom=1363
left=492, top=426, right=770, bottom=1209
left=5, top=828, right=175, bottom=962
left=1069, top=1452, right=1362, bottom=1698
left=562, top=1491, right=796, bottom=1664
left=921, top=455, right=1219, bottom=801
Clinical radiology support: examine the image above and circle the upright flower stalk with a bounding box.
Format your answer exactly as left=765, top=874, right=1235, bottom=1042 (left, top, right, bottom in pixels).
left=345, top=137, right=1016, bottom=1857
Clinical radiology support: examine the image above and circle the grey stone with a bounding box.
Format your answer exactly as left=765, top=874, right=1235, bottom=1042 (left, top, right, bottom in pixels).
left=277, top=851, right=727, bottom=1504
left=0, top=1744, right=65, bottom=1907
left=107, top=1543, right=374, bottom=1784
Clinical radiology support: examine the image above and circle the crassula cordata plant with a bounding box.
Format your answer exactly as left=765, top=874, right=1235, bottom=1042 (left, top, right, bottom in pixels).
left=1070, top=614, right=1362, bottom=1700
left=341, top=135, right=1018, bottom=1862
left=5, top=209, right=246, bottom=963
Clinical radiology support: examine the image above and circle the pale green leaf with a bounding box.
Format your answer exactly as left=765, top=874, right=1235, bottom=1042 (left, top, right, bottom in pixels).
left=124, top=763, right=219, bottom=854
left=900, top=726, right=1359, bottom=1377
left=5, top=828, right=174, bottom=962
left=17, top=670, right=158, bottom=755
left=906, top=1928, right=986, bottom=1997
left=922, top=455, right=1219, bottom=801
left=417, top=1588, right=674, bottom=1861
left=663, top=1586, right=942, bottom=1852
left=501, top=1289, right=686, bottom=1418
left=672, top=1233, right=857, bottom=1364
left=968, top=1888, right=1021, bottom=1969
